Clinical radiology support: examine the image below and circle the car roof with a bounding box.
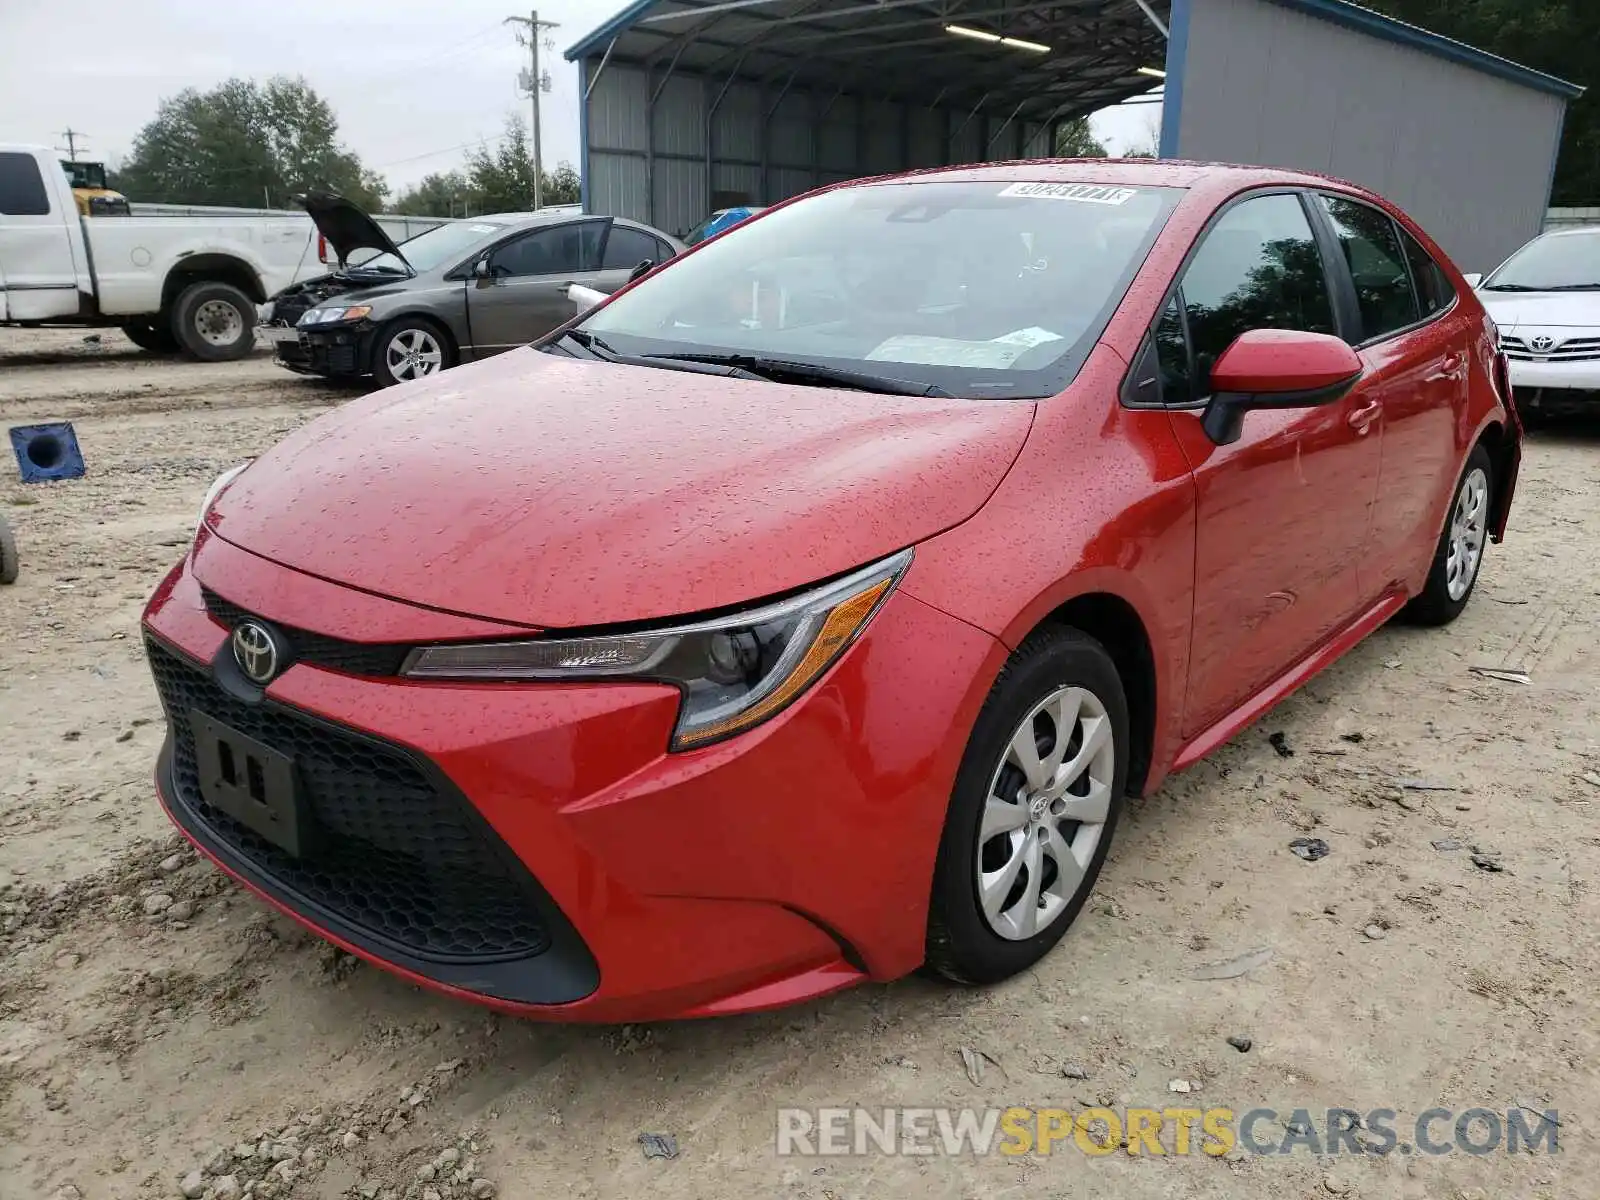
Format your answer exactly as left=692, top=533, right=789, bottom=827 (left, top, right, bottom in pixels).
left=475, top=211, right=674, bottom=239
left=837, top=158, right=1384, bottom=204
left=1534, top=225, right=1600, bottom=239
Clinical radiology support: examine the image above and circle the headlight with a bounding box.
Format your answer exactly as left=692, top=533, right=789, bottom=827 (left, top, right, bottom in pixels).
left=297, top=305, right=372, bottom=326
left=195, top=462, right=250, bottom=540
left=401, top=549, right=912, bottom=749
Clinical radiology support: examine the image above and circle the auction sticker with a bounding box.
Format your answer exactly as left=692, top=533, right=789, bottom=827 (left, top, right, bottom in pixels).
left=998, top=182, right=1138, bottom=205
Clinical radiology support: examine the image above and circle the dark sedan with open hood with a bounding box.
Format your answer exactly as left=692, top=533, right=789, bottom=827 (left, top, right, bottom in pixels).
left=261, top=194, right=682, bottom=386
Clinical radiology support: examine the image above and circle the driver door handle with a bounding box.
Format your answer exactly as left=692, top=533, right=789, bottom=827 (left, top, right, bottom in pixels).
left=1347, top=399, right=1382, bottom=433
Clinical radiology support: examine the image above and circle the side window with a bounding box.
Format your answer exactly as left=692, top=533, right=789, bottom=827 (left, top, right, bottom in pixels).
left=1180, top=193, right=1336, bottom=397
left=487, top=225, right=591, bottom=278
left=1398, top=226, right=1456, bottom=317
left=601, top=226, right=661, bottom=271
left=0, top=152, right=51, bottom=216
left=654, top=236, right=677, bottom=262
left=1319, top=196, right=1421, bottom=340
left=1154, top=295, right=1193, bottom=406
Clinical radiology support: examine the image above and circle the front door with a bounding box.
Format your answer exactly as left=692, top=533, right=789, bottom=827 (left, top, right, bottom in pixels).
left=1155, top=191, right=1386, bottom=737
left=464, top=220, right=608, bottom=356
left=590, top=223, right=673, bottom=295
left=0, top=151, right=81, bottom=321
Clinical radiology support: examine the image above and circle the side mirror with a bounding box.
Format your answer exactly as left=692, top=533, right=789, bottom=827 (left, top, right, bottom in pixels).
left=1462, top=271, right=1483, bottom=288
left=628, top=259, right=655, bottom=283
left=1201, top=329, right=1363, bottom=446
left=473, top=258, right=490, bottom=280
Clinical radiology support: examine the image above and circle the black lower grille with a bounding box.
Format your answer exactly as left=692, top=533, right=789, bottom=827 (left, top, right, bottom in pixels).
left=274, top=334, right=361, bottom=375
left=147, top=637, right=551, bottom=962
left=202, top=589, right=410, bottom=678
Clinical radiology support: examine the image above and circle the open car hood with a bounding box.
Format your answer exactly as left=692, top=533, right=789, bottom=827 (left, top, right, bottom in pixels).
left=300, top=191, right=407, bottom=268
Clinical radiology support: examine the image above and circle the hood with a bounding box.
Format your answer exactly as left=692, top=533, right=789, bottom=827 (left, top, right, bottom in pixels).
left=208, top=349, right=1033, bottom=627
left=1477, top=290, right=1600, bottom=330
left=300, top=191, right=407, bottom=268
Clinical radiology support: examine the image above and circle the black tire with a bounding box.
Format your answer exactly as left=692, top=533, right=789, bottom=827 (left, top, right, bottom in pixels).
left=121, top=317, right=180, bottom=354
left=1402, top=443, right=1494, bottom=627
left=0, top=517, right=18, bottom=585
left=925, top=626, right=1129, bottom=985
left=170, top=281, right=256, bottom=362
left=370, top=317, right=456, bottom=388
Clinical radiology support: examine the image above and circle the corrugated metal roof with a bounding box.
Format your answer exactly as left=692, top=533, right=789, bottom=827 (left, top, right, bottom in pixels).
left=566, top=0, right=1579, bottom=133
left=566, top=0, right=1173, bottom=127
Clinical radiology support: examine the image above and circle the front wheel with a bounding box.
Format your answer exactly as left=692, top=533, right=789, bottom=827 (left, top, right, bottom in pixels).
left=371, top=318, right=454, bottom=387
left=925, top=626, right=1128, bottom=985
left=1402, top=443, right=1493, bottom=626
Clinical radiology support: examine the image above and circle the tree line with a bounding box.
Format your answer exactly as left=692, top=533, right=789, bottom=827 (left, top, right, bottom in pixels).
left=110, top=78, right=578, bottom=215
left=102, top=4, right=1600, bottom=216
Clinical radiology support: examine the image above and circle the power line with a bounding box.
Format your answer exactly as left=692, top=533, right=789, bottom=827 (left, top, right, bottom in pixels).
left=374, top=135, right=504, bottom=170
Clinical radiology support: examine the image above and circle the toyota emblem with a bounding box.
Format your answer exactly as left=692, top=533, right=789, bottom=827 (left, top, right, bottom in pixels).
left=231, top=621, right=282, bottom=685
left=1530, top=335, right=1556, bottom=353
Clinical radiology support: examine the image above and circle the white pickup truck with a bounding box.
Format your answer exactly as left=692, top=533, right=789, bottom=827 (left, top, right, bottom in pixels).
left=0, top=144, right=327, bottom=360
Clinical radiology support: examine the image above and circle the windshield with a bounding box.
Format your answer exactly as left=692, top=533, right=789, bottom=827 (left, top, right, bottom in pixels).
left=357, top=220, right=507, bottom=274
left=682, top=214, right=722, bottom=247
left=1484, top=231, right=1600, bottom=291
left=578, top=181, right=1179, bottom=398
left=62, top=161, right=107, bottom=190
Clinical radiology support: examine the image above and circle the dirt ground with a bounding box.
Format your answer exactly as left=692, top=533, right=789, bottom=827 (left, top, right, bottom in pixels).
left=2, top=326, right=1598, bottom=1200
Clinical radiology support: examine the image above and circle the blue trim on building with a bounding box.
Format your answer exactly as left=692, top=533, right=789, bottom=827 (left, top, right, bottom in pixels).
left=1265, top=0, right=1582, bottom=99
left=565, top=0, right=658, bottom=62
left=1159, top=0, right=1193, bottom=159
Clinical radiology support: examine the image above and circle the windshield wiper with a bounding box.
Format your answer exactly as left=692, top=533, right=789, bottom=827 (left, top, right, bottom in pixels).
left=553, top=330, right=765, bottom=380
left=556, top=328, right=620, bottom=359
left=643, top=353, right=952, bottom=397
left=1536, top=283, right=1600, bottom=291
left=1480, top=283, right=1541, bottom=291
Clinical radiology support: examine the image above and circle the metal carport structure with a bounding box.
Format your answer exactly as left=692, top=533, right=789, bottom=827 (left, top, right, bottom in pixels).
left=565, top=0, right=1172, bottom=238
left=566, top=0, right=1581, bottom=268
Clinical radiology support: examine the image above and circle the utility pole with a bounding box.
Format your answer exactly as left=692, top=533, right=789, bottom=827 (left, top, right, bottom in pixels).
left=56, top=128, right=88, bottom=160
left=505, top=10, right=559, bottom=209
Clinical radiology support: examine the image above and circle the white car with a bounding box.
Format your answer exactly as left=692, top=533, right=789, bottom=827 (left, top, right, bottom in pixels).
left=1471, top=226, right=1600, bottom=419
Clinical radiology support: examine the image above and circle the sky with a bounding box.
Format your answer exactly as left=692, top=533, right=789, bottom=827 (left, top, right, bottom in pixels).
left=0, top=0, right=1162, bottom=199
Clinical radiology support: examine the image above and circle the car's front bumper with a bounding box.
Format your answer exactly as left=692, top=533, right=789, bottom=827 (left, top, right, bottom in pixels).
left=268, top=323, right=374, bottom=378
left=1505, top=353, right=1600, bottom=391
left=141, top=531, right=1002, bottom=1021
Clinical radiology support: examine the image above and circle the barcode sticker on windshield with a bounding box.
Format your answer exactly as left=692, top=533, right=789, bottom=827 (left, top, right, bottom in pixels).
left=998, top=182, right=1138, bottom=205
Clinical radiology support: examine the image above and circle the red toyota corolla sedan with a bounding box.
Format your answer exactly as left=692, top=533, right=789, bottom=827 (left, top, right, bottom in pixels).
left=143, top=161, right=1520, bottom=1022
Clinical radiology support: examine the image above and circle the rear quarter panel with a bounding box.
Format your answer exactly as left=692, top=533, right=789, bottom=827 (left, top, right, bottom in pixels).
left=87, top=217, right=314, bottom=315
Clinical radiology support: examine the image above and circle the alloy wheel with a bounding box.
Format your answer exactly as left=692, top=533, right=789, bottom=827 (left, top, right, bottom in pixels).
left=386, top=328, right=444, bottom=381
left=1445, top=466, right=1489, bottom=601
left=977, top=685, right=1116, bottom=940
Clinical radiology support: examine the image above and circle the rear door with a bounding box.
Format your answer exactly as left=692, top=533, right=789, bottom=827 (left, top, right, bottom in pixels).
left=1312, top=192, right=1469, bottom=594
left=0, top=151, right=81, bottom=320
left=464, top=219, right=608, bottom=354
left=591, top=223, right=671, bottom=294
left=1147, top=191, right=1387, bottom=736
